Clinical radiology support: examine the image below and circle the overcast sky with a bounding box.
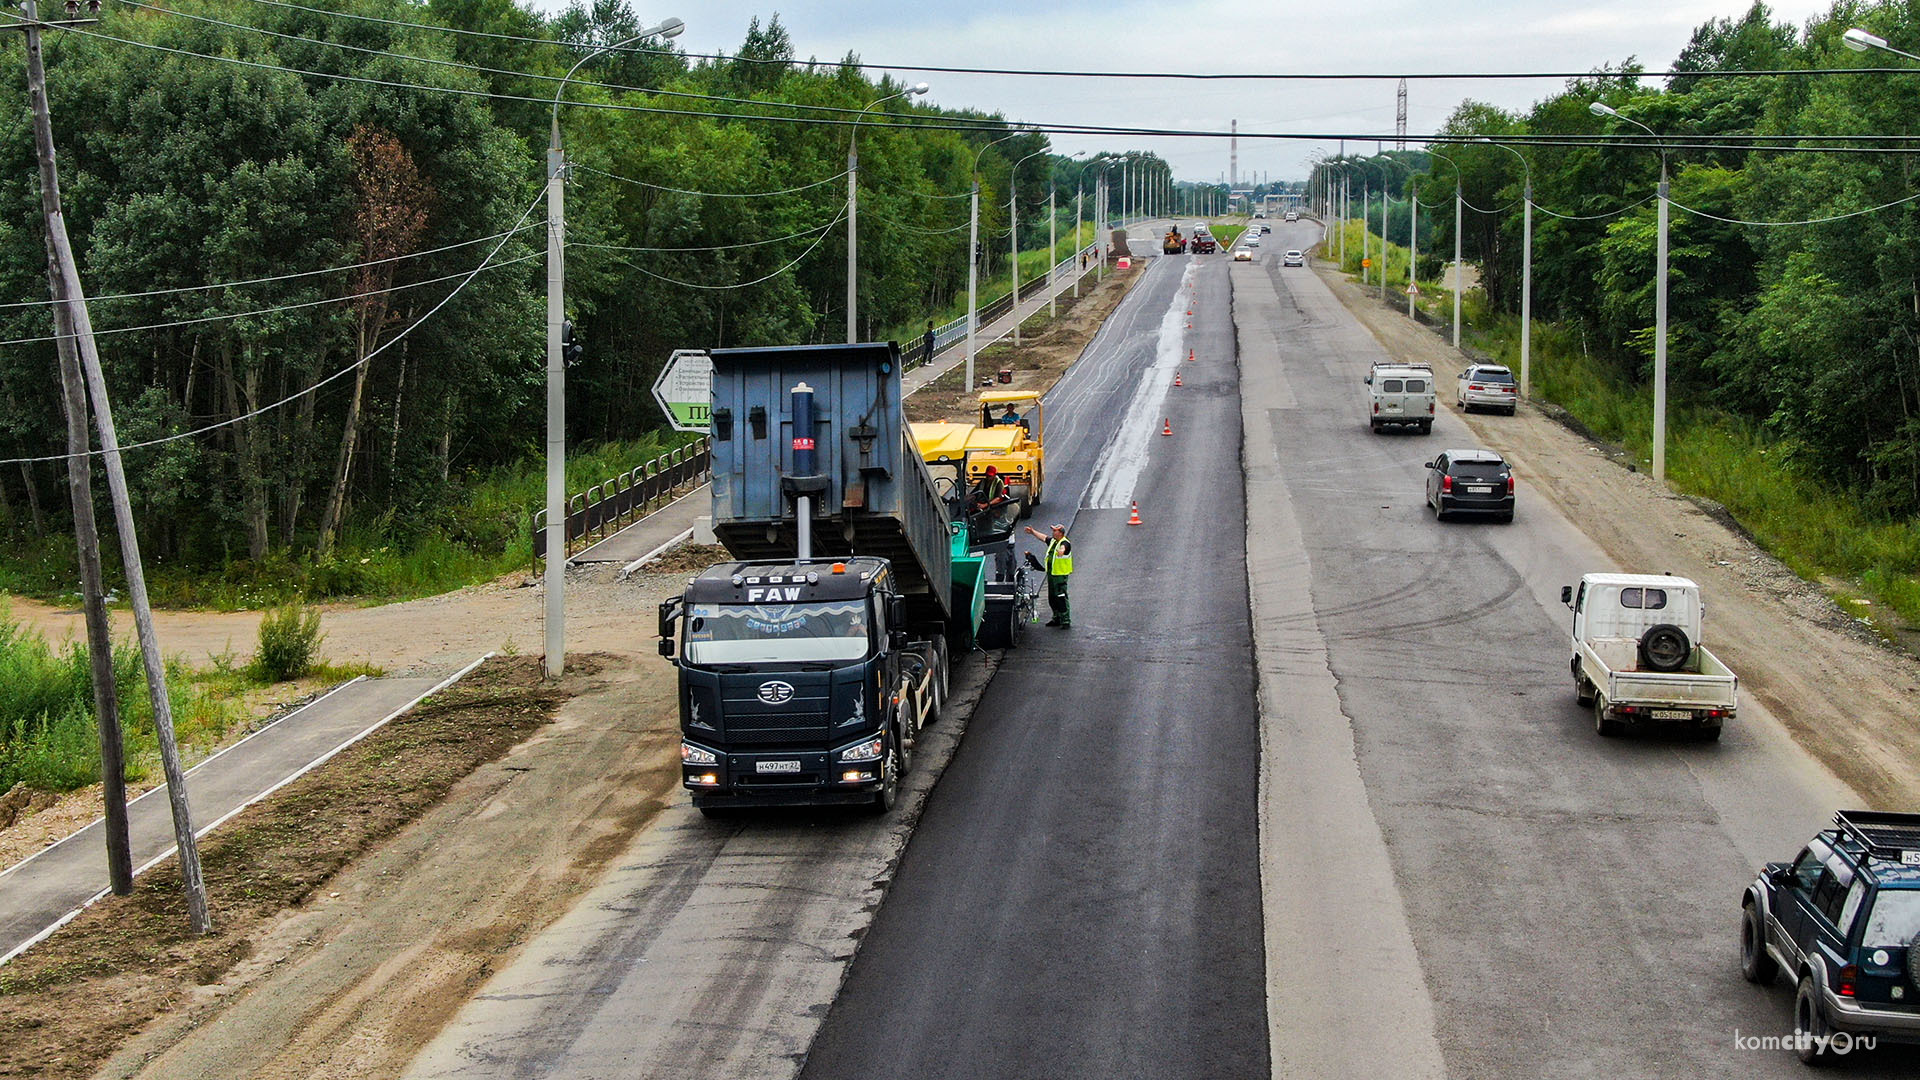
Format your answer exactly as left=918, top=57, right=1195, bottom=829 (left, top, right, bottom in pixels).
left=533, top=0, right=1842, bottom=182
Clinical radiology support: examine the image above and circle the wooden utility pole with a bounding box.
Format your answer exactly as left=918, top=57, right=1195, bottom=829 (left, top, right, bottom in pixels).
left=15, top=0, right=208, bottom=932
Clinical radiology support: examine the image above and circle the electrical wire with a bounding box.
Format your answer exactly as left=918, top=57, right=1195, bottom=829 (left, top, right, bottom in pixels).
left=63, top=25, right=1920, bottom=153
left=1664, top=189, right=1920, bottom=226
left=119, top=0, right=968, bottom=125
left=0, top=253, right=538, bottom=347
left=211, top=0, right=1920, bottom=83
left=572, top=163, right=848, bottom=198
left=1530, top=193, right=1659, bottom=221
left=0, top=223, right=537, bottom=311
left=569, top=218, right=840, bottom=253
left=0, top=187, right=545, bottom=466
left=575, top=205, right=846, bottom=290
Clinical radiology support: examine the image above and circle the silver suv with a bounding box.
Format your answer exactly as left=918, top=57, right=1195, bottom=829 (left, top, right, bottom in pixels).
left=1457, top=363, right=1517, bottom=415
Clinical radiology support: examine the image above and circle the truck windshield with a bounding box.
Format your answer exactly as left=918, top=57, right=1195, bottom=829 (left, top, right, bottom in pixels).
left=1860, top=890, right=1920, bottom=947
left=683, top=601, right=870, bottom=664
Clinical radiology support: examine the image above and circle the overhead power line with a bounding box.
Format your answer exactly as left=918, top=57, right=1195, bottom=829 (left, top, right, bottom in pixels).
left=0, top=253, right=538, bottom=347
left=212, top=0, right=1920, bottom=83
left=0, top=223, right=537, bottom=311
left=55, top=26, right=1920, bottom=155
left=578, top=205, right=847, bottom=290
left=573, top=163, right=848, bottom=198
left=0, top=187, right=546, bottom=466
left=569, top=218, right=841, bottom=253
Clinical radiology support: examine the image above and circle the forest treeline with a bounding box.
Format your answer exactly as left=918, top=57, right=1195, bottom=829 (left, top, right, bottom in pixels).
left=1319, top=1, right=1920, bottom=519
left=0, top=0, right=1175, bottom=591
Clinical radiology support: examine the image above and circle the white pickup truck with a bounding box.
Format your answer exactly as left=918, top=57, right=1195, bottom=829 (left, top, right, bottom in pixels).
left=1560, top=573, right=1738, bottom=740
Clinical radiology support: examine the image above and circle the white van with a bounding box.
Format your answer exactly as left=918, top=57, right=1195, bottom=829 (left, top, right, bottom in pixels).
left=1364, top=363, right=1435, bottom=434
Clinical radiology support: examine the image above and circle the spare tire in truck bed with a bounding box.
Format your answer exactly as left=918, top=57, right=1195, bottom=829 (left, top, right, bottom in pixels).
left=1637, top=623, right=1691, bottom=672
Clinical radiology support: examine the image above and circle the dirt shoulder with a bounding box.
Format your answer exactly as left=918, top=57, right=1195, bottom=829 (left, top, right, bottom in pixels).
left=905, top=266, right=1144, bottom=424
left=1318, top=266, right=1920, bottom=810
left=0, top=639, right=682, bottom=1080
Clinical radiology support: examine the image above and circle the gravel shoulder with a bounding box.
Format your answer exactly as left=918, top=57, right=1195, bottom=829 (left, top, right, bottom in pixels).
left=1318, top=266, right=1920, bottom=810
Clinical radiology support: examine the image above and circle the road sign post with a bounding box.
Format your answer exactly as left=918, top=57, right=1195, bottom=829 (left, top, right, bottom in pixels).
left=653, top=349, right=714, bottom=432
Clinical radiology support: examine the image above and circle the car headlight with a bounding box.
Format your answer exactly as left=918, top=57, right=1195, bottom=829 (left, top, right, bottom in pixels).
left=681, top=742, right=718, bottom=765
left=837, top=736, right=885, bottom=763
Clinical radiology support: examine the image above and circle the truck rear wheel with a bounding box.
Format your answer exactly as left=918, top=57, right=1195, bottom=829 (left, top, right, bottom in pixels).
left=1594, top=696, right=1624, bottom=738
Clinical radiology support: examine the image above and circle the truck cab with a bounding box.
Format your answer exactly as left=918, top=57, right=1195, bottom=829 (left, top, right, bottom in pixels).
left=663, top=556, right=926, bottom=814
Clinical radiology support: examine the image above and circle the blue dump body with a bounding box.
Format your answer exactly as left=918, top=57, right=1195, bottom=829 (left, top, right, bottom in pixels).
left=708, top=342, right=957, bottom=629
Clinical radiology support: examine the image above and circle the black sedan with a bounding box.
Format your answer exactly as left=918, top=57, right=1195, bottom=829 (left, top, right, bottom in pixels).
left=1425, top=449, right=1514, bottom=522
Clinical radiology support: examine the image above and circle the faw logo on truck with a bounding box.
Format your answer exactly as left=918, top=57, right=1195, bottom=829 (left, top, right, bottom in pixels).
left=746, top=586, right=803, bottom=603
left=757, top=681, right=796, bottom=704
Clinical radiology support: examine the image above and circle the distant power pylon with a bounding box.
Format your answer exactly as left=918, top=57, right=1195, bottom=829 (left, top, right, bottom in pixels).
left=1396, top=78, right=1408, bottom=150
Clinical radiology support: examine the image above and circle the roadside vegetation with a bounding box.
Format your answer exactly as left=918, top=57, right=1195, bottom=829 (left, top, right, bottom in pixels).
left=1209, top=222, right=1248, bottom=250
left=0, top=605, right=375, bottom=795
left=1315, top=2, right=1920, bottom=635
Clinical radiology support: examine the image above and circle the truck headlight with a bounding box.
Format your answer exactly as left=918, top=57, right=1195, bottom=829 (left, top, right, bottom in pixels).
left=681, top=742, right=718, bottom=765
left=837, top=737, right=884, bottom=763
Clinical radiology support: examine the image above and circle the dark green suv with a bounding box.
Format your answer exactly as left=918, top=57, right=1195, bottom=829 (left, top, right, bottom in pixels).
left=1742, top=811, right=1920, bottom=1063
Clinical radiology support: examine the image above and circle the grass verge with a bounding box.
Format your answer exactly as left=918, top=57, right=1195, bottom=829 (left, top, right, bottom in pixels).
left=0, top=654, right=586, bottom=1080
left=1461, top=304, right=1920, bottom=632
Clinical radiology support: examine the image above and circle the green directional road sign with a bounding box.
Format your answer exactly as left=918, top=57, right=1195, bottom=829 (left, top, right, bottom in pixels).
left=652, top=349, right=713, bottom=433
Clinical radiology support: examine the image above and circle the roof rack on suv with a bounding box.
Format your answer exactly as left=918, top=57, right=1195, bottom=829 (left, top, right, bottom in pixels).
left=1834, top=810, right=1920, bottom=866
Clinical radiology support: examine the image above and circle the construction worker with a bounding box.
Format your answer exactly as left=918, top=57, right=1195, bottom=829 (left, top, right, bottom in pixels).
left=1023, top=522, right=1072, bottom=628
left=970, top=465, right=1007, bottom=514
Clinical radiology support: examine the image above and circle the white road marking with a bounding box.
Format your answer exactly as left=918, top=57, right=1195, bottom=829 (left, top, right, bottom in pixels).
left=1083, top=260, right=1198, bottom=510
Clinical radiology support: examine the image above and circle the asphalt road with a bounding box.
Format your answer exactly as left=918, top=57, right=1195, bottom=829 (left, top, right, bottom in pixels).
left=801, top=247, right=1272, bottom=1077
left=1237, top=219, right=1920, bottom=1077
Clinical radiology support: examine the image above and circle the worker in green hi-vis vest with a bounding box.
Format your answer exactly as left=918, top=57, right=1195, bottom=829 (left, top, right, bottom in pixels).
left=1023, top=522, right=1073, bottom=628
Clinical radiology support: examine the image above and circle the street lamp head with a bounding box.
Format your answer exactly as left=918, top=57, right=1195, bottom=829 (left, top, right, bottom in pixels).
left=1589, top=101, right=1619, bottom=118
left=909, top=82, right=931, bottom=95
left=652, top=17, right=686, bottom=39
left=1844, top=27, right=1885, bottom=52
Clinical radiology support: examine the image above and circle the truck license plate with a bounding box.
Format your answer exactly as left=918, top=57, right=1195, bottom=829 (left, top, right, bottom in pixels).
left=756, top=760, right=801, bottom=773
left=1651, top=709, right=1692, bottom=720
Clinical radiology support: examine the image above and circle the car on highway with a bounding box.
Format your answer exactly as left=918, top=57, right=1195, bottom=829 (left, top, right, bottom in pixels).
left=1233, top=248, right=1254, bottom=262
left=1284, top=210, right=1299, bottom=222
left=1457, top=363, right=1518, bottom=415
left=1741, top=810, right=1920, bottom=1063
left=1282, top=250, right=1305, bottom=267
left=1423, top=448, right=1513, bottom=521
left=1365, top=362, right=1435, bottom=433
left=1260, top=223, right=1272, bottom=233
left=1245, top=235, right=1260, bottom=247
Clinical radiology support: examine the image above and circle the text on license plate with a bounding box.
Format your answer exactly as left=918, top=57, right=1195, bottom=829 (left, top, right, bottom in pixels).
left=1466, top=485, right=1493, bottom=494
left=755, top=760, right=802, bottom=773
left=1651, top=709, right=1692, bottom=720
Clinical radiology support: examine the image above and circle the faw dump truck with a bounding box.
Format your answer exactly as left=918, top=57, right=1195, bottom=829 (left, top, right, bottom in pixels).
left=658, top=342, right=1026, bottom=815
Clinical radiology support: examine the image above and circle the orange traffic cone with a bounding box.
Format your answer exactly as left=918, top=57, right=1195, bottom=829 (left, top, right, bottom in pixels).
left=1174, top=371, right=1183, bottom=387
left=1187, top=348, right=1195, bottom=362
left=1161, top=418, right=1173, bottom=437
left=1186, top=306, right=1193, bottom=315
left=1128, top=501, right=1143, bottom=525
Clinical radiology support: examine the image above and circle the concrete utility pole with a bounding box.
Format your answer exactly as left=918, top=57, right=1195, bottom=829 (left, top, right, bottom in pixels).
left=17, top=0, right=205, bottom=929
left=546, top=17, right=684, bottom=678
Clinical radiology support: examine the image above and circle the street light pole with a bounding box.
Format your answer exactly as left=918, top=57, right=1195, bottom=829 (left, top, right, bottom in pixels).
left=547, top=17, right=683, bottom=678
left=1591, top=101, right=1668, bottom=482
left=1477, top=137, right=1534, bottom=399
left=848, top=82, right=930, bottom=344
left=966, top=132, right=1021, bottom=393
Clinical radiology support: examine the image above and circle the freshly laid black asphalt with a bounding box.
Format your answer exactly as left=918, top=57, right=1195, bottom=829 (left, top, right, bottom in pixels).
left=801, top=251, right=1271, bottom=1079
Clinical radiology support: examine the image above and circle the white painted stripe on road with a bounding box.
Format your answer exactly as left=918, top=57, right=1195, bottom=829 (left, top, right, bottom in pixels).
left=1083, top=259, right=1197, bottom=509
left=0, top=654, right=492, bottom=969
left=617, top=526, right=695, bottom=580
left=0, top=674, right=370, bottom=884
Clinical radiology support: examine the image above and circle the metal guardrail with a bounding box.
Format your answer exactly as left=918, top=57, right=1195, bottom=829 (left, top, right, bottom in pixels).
left=532, top=437, right=713, bottom=564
